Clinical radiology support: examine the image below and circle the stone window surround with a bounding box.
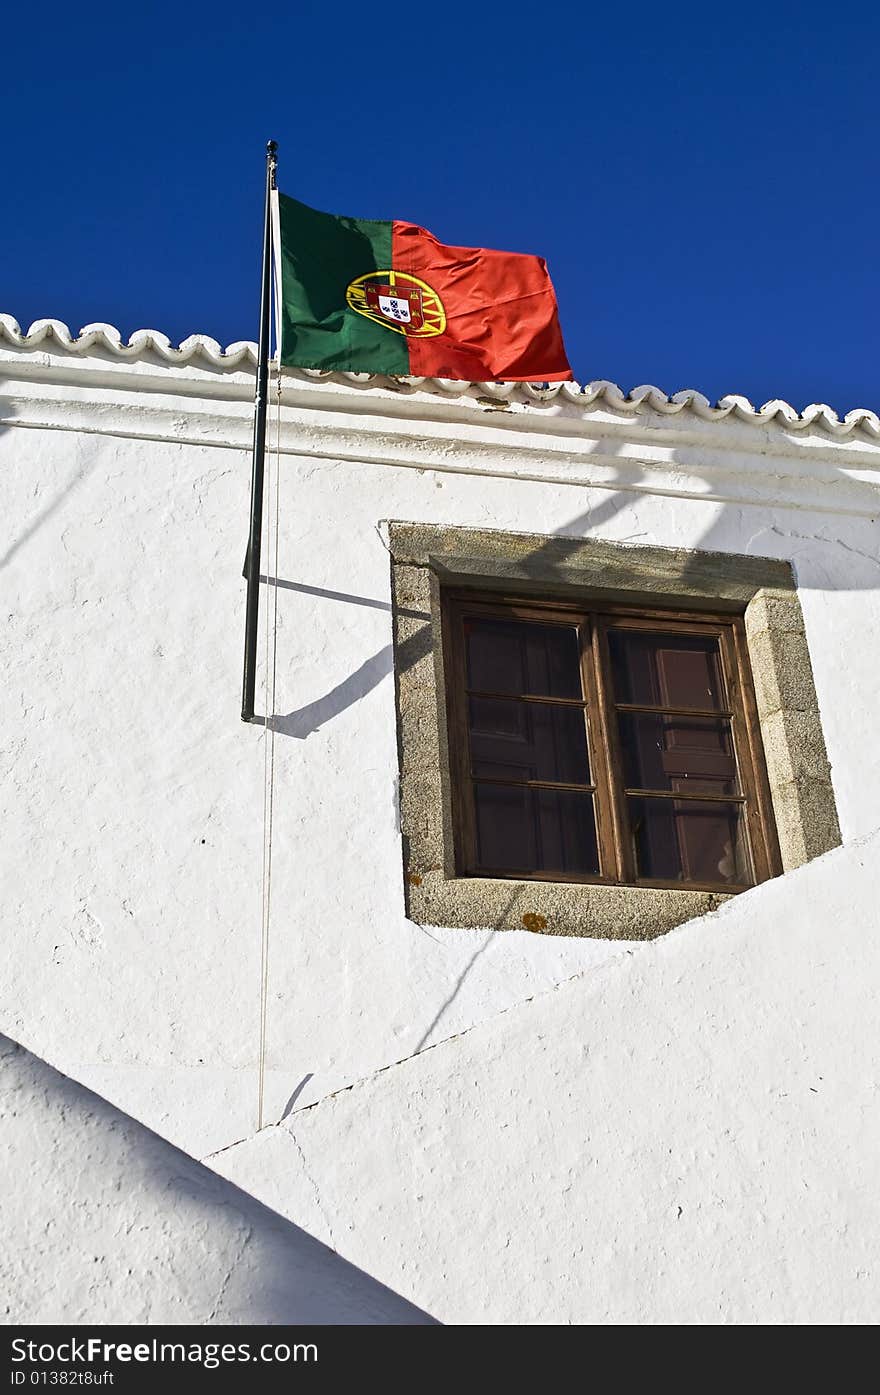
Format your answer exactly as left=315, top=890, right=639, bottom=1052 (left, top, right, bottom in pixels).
left=390, top=521, right=841, bottom=941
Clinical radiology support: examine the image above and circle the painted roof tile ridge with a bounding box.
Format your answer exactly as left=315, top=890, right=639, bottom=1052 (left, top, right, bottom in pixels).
left=2, top=313, right=879, bottom=440
left=0, top=314, right=258, bottom=368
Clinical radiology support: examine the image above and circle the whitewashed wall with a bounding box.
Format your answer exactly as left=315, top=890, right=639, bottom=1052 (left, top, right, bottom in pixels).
left=2, top=320, right=879, bottom=1188
left=0, top=1034, right=435, bottom=1324
left=213, top=826, right=880, bottom=1325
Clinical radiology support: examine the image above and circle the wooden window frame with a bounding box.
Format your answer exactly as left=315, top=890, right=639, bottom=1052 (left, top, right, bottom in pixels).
left=442, top=589, right=782, bottom=895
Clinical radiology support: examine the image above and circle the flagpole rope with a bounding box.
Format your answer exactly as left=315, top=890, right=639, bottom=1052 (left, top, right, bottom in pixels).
left=257, top=364, right=282, bottom=1131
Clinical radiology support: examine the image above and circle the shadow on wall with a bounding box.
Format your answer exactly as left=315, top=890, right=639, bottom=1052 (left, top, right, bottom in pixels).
left=255, top=449, right=878, bottom=1055
left=0, top=463, right=96, bottom=571
left=5, top=392, right=877, bottom=1089
left=259, top=472, right=646, bottom=738
left=262, top=442, right=880, bottom=742
left=266, top=585, right=432, bottom=739
left=411, top=899, right=516, bottom=1054
left=270, top=644, right=394, bottom=739
left=0, top=1033, right=438, bottom=1325
left=0, top=393, right=98, bottom=571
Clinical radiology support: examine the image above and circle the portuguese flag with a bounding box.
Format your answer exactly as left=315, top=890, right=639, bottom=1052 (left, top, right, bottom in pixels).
left=272, top=192, right=572, bottom=383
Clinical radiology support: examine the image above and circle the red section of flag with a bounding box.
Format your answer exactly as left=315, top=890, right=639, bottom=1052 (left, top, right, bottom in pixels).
left=392, top=220, right=572, bottom=382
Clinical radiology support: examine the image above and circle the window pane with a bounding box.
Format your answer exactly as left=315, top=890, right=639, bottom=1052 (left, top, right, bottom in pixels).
left=465, top=617, right=582, bottom=698
left=473, top=783, right=599, bottom=876
left=628, top=797, right=751, bottom=885
left=608, top=630, right=725, bottom=710
left=618, top=714, right=739, bottom=795
left=468, top=697, right=591, bottom=785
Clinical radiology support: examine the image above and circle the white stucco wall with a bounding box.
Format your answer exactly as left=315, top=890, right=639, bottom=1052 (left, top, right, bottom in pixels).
left=2, top=319, right=879, bottom=1190
left=212, top=827, right=880, bottom=1325
left=0, top=1034, right=435, bottom=1324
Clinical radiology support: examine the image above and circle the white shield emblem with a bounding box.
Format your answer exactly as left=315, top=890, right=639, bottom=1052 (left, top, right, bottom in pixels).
left=378, top=294, right=412, bottom=324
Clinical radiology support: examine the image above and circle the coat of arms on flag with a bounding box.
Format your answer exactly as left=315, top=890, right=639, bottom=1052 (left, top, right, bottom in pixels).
left=346, top=271, right=446, bottom=338
left=366, top=282, right=423, bottom=328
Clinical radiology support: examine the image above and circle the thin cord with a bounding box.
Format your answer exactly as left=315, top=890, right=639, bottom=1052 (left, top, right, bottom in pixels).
left=257, top=367, right=282, bottom=1131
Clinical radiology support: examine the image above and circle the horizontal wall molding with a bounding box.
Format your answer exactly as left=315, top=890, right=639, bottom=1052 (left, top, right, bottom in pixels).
left=3, top=350, right=880, bottom=519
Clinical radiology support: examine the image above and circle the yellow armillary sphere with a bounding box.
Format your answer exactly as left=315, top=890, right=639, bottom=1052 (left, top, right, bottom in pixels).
left=346, top=270, right=447, bottom=338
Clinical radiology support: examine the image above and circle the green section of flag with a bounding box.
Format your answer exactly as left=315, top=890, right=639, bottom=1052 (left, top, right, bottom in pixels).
left=276, top=193, right=409, bottom=375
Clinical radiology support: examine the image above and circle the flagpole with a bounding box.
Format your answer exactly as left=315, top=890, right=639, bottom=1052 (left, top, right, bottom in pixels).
left=241, top=139, right=278, bottom=722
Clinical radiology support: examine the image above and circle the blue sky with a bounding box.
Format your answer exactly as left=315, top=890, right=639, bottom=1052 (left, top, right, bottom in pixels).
left=5, top=2, right=879, bottom=411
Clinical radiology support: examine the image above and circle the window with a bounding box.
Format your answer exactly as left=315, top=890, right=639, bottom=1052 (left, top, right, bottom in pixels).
left=390, top=521, right=839, bottom=939
left=443, top=593, right=781, bottom=893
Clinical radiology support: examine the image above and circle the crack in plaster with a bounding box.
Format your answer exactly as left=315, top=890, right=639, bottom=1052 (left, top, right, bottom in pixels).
left=204, top=1222, right=253, bottom=1323
left=819, top=534, right=880, bottom=568
left=764, top=522, right=880, bottom=565
left=286, top=1127, right=337, bottom=1252
left=282, top=947, right=654, bottom=1120
left=201, top=901, right=743, bottom=1169
left=202, top=1126, right=276, bottom=1162
left=200, top=959, right=633, bottom=1165
left=297, top=895, right=743, bottom=1131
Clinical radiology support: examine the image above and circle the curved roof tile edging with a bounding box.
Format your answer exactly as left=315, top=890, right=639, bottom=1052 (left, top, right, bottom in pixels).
left=3, top=313, right=878, bottom=441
